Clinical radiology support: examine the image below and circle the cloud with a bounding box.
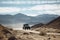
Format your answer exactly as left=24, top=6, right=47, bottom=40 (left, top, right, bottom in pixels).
left=1, top=1, right=26, bottom=4
left=1, top=1, right=60, bottom=5
left=0, top=7, right=20, bottom=13
left=28, top=4, right=60, bottom=15
left=0, top=4, right=60, bottom=16
left=0, top=7, right=29, bottom=14
left=30, top=5, right=59, bottom=10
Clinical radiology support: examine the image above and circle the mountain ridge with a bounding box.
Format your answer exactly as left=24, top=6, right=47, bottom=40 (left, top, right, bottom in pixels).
left=0, top=13, right=59, bottom=25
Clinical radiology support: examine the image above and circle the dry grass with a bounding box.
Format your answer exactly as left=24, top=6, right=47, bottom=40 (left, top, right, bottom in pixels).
left=39, top=31, right=47, bottom=36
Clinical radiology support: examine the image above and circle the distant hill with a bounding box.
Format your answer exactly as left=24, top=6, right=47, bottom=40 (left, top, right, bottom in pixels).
left=27, top=14, right=59, bottom=25
left=31, top=23, right=44, bottom=29
left=0, top=13, right=31, bottom=24
left=46, top=16, right=60, bottom=29
left=0, top=13, right=59, bottom=25
left=31, top=16, right=60, bottom=30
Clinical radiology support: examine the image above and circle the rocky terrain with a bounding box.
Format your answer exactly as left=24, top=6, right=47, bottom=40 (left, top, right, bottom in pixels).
left=31, top=16, right=60, bottom=32
left=0, top=24, right=60, bottom=40
left=0, top=16, right=60, bottom=40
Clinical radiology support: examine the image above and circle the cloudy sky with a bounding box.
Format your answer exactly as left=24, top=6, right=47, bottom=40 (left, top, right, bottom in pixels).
left=0, top=0, right=60, bottom=16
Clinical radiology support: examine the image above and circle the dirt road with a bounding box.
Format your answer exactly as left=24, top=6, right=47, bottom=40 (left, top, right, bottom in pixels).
left=21, top=29, right=60, bottom=36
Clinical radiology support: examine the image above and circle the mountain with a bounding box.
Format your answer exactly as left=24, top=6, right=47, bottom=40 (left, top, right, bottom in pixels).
left=13, top=13, right=31, bottom=23
left=46, top=16, right=60, bottom=29
left=27, top=14, right=59, bottom=25
left=0, top=13, right=32, bottom=24
left=0, top=13, right=59, bottom=25
left=31, top=16, right=60, bottom=33
left=0, top=15, right=13, bottom=24
left=31, top=23, right=44, bottom=29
